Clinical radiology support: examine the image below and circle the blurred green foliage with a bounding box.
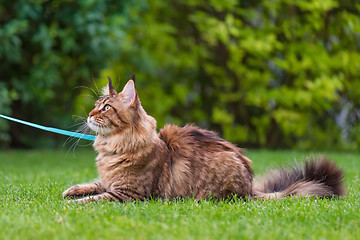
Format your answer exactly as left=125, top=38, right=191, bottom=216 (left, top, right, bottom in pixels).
left=1, top=0, right=360, bottom=150
left=99, top=0, right=360, bottom=150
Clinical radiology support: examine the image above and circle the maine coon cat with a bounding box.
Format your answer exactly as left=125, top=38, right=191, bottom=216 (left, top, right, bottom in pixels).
left=63, top=77, right=345, bottom=203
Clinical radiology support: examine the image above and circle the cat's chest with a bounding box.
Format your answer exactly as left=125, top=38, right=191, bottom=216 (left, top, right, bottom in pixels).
left=96, top=154, right=132, bottom=188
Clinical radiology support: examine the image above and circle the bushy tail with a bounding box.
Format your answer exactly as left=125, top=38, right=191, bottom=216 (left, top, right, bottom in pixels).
left=253, top=156, right=346, bottom=199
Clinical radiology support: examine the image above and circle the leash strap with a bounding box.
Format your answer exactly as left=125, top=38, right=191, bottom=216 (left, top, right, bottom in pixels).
left=0, top=114, right=96, bottom=141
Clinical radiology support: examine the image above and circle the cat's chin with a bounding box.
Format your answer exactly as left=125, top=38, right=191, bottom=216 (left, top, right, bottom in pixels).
left=87, top=117, right=112, bottom=135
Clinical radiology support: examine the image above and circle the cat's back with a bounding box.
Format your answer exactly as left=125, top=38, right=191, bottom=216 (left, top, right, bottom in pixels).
left=159, top=124, right=233, bottom=149
left=158, top=124, right=253, bottom=199
left=159, top=124, right=219, bottom=151
left=159, top=124, right=251, bottom=166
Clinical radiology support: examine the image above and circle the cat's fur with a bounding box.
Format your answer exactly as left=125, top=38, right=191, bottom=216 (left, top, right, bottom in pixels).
left=63, top=77, right=345, bottom=203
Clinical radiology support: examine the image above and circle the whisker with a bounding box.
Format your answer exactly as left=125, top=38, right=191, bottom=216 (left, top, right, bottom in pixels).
left=66, top=122, right=86, bottom=129
left=91, top=73, right=101, bottom=97
left=63, top=131, right=84, bottom=146
left=72, top=115, right=87, bottom=121
left=65, top=138, right=77, bottom=158
left=64, top=120, right=91, bottom=146
left=64, top=82, right=99, bottom=157
left=68, top=137, right=82, bottom=158
left=65, top=121, right=96, bottom=158
left=75, top=86, right=99, bottom=98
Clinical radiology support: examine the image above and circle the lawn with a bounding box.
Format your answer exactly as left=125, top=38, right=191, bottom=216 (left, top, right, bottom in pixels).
left=0, top=148, right=359, bottom=240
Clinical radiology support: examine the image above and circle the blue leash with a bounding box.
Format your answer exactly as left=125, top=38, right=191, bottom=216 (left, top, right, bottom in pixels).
left=0, top=114, right=96, bottom=141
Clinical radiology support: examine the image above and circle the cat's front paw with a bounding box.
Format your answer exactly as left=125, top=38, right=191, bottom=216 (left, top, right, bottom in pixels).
left=62, top=185, right=85, bottom=199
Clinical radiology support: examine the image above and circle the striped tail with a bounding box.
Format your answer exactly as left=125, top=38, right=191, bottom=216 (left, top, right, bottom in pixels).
left=253, top=156, right=346, bottom=199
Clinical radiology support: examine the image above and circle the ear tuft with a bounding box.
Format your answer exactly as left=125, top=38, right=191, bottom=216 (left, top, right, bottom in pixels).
left=121, top=80, right=137, bottom=106
left=106, top=76, right=117, bottom=95
left=131, top=73, right=136, bottom=82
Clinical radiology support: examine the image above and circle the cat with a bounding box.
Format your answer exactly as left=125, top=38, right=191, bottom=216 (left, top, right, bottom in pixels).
left=63, top=76, right=345, bottom=203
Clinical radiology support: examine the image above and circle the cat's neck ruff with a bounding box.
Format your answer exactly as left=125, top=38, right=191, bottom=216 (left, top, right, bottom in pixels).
left=93, top=116, right=158, bottom=156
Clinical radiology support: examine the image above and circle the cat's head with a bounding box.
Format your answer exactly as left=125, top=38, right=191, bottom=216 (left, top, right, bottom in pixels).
left=87, top=75, right=151, bottom=136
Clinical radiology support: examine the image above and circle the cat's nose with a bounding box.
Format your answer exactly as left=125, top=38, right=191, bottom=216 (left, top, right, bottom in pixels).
left=89, top=109, right=97, bottom=117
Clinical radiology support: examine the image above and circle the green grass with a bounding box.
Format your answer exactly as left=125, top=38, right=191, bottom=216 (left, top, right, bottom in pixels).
left=0, top=149, right=359, bottom=240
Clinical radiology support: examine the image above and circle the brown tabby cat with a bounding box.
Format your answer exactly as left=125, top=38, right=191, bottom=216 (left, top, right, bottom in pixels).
left=63, top=76, right=345, bottom=203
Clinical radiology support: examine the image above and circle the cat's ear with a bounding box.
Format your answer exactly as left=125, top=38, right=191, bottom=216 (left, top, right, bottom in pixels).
left=103, top=76, right=117, bottom=96
left=121, top=79, right=137, bottom=107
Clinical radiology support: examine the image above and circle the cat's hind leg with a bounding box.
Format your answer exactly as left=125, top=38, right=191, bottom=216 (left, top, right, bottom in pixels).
left=62, top=181, right=105, bottom=199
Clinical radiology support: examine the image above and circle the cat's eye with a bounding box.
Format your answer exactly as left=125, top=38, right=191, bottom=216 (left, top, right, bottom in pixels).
left=103, top=105, right=111, bottom=111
